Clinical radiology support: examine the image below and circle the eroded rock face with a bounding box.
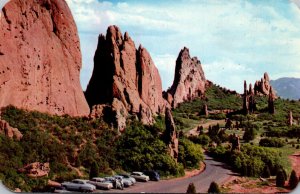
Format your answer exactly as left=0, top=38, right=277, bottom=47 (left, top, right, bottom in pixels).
left=268, top=86, right=275, bottom=114
left=0, top=119, right=22, bottom=140
left=254, top=73, right=274, bottom=96
left=164, top=107, right=178, bottom=161
left=0, top=0, right=89, bottom=116
left=165, top=47, right=206, bottom=108
left=85, top=25, right=164, bottom=125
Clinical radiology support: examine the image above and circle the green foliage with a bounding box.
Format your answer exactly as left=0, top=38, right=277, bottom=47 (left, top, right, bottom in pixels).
left=243, top=127, right=257, bottom=142
left=89, top=161, right=99, bottom=180
left=289, top=170, right=299, bottom=189
left=259, top=138, right=285, bottom=148
left=261, top=165, right=271, bottom=178
left=186, top=182, right=196, bottom=194
left=116, top=121, right=184, bottom=177
left=276, top=170, right=286, bottom=187
left=0, top=106, right=119, bottom=191
left=188, top=134, right=211, bottom=146
left=208, top=181, right=221, bottom=193
left=209, top=144, right=285, bottom=178
left=178, top=138, right=204, bottom=169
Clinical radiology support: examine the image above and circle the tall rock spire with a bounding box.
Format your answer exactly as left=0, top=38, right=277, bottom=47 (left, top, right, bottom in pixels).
left=0, top=0, right=89, bottom=116
left=164, top=47, right=206, bottom=108
left=85, top=25, right=164, bottom=125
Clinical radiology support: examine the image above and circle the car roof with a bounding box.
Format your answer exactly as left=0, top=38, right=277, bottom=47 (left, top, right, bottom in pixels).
left=91, top=177, right=105, bottom=181
left=132, top=171, right=143, bottom=174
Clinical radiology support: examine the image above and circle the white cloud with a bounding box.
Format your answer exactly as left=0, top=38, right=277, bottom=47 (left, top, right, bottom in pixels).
left=65, top=0, right=300, bottom=92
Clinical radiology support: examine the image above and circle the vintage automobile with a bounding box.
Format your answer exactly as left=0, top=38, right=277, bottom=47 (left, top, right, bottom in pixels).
left=130, top=172, right=150, bottom=182
left=88, top=177, right=113, bottom=190
left=118, top=173, right=136, bottom=184
left=61, top=179, right=96, bottom=192
left=114, top=175, right=133, bottom=187
left=104, top=176, right=124, bottom=189
left=143, top=170, right=160, bottom=181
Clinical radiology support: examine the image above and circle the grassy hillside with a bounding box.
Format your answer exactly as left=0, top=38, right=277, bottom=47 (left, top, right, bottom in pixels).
left=174, top=83, right=300, bottom=178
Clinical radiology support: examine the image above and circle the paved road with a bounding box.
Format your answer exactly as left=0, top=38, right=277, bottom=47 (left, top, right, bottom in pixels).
left=95, top=154, right=236, bottom=193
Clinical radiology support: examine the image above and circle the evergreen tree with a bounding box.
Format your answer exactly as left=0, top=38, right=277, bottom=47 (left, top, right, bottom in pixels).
left=262, top=165, right=271, bottom=178
left=208, top=181, right=221, bottom=193
left=276, top=170, right=286, bottom=187
left=89, top=161, right=99, bottom=180
left=186, top=183, right=196, bottom=194
left=243, top=127, right=256, bottom=142
left=289, top=170, right=299, bottom=189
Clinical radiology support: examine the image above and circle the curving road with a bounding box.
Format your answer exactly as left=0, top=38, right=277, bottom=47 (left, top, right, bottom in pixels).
left=96, top=154, right=236, bottom=193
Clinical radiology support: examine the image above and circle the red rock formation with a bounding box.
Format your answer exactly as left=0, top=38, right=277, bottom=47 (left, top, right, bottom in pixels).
left=0, top=119, right=22, bottom=140
left=165, top=47, right=206, bottom=108
left=268, top=86, right=275, bottom=114
left=18, top=162, right=50, bottom=178
left=165, top=107, right=178, bottom=161
left=254, top=72, right=274, bottom=96
left=0, top=0, right=89, bottom=116
left=288, top=111, right=293, bottom=126
left=85, top=26, right=164, bottom=125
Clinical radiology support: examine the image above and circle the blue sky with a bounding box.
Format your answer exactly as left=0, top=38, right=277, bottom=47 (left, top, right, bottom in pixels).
left=2, top=0, right=300, bottom=93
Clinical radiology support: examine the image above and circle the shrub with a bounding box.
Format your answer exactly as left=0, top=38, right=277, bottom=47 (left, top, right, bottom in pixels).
left=178, top=138, right=204, bottom=169
left=89, top=161, right=99, bottom=180
left=259, top=138, right=285, bottom=148
left=208, top=181, right=221, bottom=193
left=261, top=165, right=271, bottom=178
left=276, top=170, right=286, bottom=187
left=243, top=127, right=256, bottom=142
left=289, top=170, right=299, bottom=189
left=186, top=183, right=196, bottom=194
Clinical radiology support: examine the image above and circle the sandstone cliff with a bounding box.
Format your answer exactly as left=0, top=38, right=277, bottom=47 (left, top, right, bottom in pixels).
left=254, top=72, right=273, bottom=96
left=0, top=0, right=89, bottom=116
left=164, top=47, right=206, bottom=108
left=85, top=25, right=164, bottom=126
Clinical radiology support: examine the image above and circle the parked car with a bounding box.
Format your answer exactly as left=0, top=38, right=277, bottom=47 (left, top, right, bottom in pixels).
left=118, top=173, right=136, bottom=184
left=61, top=179, right=96, bottom=192
left=114, top=175, right=133, bottom=187
left=52, top=186, right=71, bottom=193
left=88, top=177, right=113, bottom=190
left=104, top=176, right=124, bottom=190
left=143, top=170, right=160, bottom=181
left=130, top=172, right=150, bottom=182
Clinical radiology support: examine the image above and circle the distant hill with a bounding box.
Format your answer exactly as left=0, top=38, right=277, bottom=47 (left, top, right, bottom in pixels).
left=270, top=77, right=300, bottom=100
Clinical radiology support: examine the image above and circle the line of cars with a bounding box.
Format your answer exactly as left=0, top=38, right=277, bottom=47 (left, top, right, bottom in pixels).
left=54, top=171, right=160, bottom=193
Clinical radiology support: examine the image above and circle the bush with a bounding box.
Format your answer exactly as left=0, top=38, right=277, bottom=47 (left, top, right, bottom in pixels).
left=117, top=121, right=184, bottom=177
left=289, top=170, right=299, bottom=189
left=259, top=138, right=285, bottom=148
left=208, top=181, right=221, bottom=193
left=89, top=161, right=99, bottom=180
left=186, top=183, right=196, bottom=194
left=243, top=127, right=256, bottom=142
left=276, top=170, right=286, bottom=187
left=261, top=165, right=271, bottom=178
left=178, top=138, right=204, bottom=169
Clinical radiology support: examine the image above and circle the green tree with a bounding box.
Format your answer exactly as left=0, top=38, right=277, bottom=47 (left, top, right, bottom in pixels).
left=261, top=165, right=271, bottom=178
left=208, top=181, right=221, bottom=193
left=178, top=138, right=204, bottom=169
left=243, top=127, right=256, bottom=142
left=186, top=183, right=196, bottom=194
left=289, top=170, right=299, bottom=189
left=276, top=170, right=286, bottom=187
left=89, top=161, right=99, bottom=180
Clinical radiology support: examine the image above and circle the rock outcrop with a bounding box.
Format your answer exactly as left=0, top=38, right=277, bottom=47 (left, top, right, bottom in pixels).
left=268, top=86, right=275, bottom=114
left=288, top=111, right=293, bottom=126
left=0, top=119, right=22, bottom=140
left=254, top=72, right=273, bottom=96
left=18, top=162, right=50, bottom=178
left=85, top=26, right=164, bottom=125
left=164, top=47, right=206, bottom=108
left=0, top=0, right=89, bottom=116
left=164, top=107, right=178, bottom=161
left=243, top=81, right=256, bottom=114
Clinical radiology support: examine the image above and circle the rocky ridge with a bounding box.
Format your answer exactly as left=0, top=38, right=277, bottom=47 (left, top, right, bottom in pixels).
left=164, top=47, right=206, bottom=108
left=85, top=26, right=165, bottom=127
left=0, top=0, right=89, bottom=116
